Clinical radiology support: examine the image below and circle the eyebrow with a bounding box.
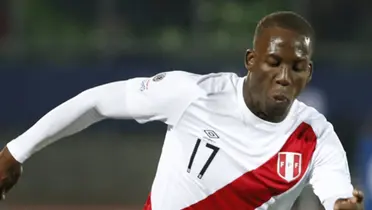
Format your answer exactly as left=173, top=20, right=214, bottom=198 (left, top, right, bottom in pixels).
left=268, top=53, right=308, bottom=61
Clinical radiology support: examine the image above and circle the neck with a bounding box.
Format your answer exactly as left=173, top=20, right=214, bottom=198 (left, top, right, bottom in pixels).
left=242, top=79, right=287, bottom=123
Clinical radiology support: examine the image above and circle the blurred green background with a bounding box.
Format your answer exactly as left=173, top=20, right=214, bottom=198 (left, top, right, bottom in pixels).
left=1, top=0, right=372, bottom=209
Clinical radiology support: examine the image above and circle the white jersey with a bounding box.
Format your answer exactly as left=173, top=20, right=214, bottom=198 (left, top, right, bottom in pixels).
left=7, top=71, right=353, bottom=210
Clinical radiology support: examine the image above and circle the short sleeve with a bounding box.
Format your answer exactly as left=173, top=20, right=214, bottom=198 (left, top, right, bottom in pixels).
left=309, top=122, right=353, bottom=210
left=124, top=71, right=203, bottom=125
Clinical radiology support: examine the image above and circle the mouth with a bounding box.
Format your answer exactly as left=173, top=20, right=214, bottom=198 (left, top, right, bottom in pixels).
left=272, top=93, right=290, bottom=103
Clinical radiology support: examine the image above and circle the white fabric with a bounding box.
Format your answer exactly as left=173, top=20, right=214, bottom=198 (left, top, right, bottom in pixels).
left=7, top=71, right=353, bottom=210
left=308, top=120, right=353, bottom=209
left=7, top=71, right=202, bottom=163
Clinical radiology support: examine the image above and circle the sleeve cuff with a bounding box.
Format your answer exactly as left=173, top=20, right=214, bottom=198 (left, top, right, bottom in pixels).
left=6, top=140, right=30, bottom=163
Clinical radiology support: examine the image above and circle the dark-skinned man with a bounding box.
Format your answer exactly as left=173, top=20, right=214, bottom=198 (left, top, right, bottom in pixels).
left=0, top=11, right=364, bottom=210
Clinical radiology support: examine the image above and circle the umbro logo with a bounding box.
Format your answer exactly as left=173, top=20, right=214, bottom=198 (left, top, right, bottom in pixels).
left=204, top=130, right=219, bottom=139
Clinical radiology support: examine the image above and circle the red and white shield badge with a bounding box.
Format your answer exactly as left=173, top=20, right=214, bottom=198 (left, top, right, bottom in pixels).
left=277, top=152, right=302, bottom=182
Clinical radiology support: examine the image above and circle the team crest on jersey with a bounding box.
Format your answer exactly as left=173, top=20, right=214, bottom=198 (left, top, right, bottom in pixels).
left=277, top=152, right=302, bottom=182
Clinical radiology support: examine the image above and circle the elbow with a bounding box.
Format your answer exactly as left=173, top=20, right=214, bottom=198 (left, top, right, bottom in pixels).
left=76, top=82, right=129, bottom=120
left=79, top=90, right=111, bottom=119
left=73, top=89, right=105, bottom=119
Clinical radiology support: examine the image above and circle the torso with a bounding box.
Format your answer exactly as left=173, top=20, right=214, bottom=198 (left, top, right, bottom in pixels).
left=144, top=73, right=323, bottom=210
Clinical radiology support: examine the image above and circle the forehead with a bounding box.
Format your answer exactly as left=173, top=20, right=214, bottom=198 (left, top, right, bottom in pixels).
left=255, top=27, right=311, bottom=58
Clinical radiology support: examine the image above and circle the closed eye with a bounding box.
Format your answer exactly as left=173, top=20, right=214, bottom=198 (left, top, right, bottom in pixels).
left=266, top=55, right=281, bottom=67
left=293, top=61, right=307, bottom=72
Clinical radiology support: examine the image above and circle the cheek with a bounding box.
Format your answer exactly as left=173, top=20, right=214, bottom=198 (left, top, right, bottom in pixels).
left=293, top=77, right=308, bottom=94
left=250, top=72, right=272, bottom=96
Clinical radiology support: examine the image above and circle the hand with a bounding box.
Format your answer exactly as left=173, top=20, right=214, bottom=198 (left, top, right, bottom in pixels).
left=334, top=189, right=364, bottom=210
left=0, top=147, right=22, bottom=200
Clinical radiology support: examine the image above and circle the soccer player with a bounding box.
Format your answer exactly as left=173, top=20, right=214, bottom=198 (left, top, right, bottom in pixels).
left=0, top=11, right=364, bottom=210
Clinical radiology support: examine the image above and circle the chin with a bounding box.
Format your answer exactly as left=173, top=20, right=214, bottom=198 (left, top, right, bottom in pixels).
left=266, top=102, right=291, bottom=117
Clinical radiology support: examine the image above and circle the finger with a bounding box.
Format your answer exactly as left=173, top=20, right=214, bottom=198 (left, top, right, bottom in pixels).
left=0, top=180, right=6, bottom=199
left=0, top=182, right=13, bottom=201
left=3, top=181, right=16, bottom=194
left=334, top=202, right=358, bottom=210
left=348, top=196, right=357, bottom=204
left=0, top=190, right=5, bottom=201
left=0, top=183, right=8, bottom=201
left=353, top=189, right=364, bottom=202
left=2, top=166, right=21, bottom=194
left=2, top=175, right=18, bottom=194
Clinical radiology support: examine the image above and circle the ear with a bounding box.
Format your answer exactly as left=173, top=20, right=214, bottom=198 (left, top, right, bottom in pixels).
left=307, top=61, right=313, bottom=83
left=244, top=49, right=255, bottom=71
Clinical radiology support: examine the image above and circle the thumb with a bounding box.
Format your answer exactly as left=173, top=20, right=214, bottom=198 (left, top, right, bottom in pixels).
left=1, top=189, right=5, bottom=200
left=351, top=189, right=364, bottom=204
left=348, top=196, right=357, bottom=204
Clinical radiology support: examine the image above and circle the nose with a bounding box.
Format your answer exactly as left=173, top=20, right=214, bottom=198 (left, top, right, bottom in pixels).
left=275, top=67, right=291, bottom=86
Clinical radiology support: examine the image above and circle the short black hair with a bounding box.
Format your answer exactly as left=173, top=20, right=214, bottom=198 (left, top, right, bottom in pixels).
left=254, top=11, right=314, bottom=49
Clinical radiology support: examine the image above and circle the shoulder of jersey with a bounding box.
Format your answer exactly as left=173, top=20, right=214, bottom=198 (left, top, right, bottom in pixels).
left=293, top=100, right=333, bottom=139
left=160, top=70, right=241, bottom=94
left=197, top=72, right=241, bottom=95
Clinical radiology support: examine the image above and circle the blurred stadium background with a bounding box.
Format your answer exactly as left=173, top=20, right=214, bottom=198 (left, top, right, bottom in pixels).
left=0, top=0, right=371, bottom=209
